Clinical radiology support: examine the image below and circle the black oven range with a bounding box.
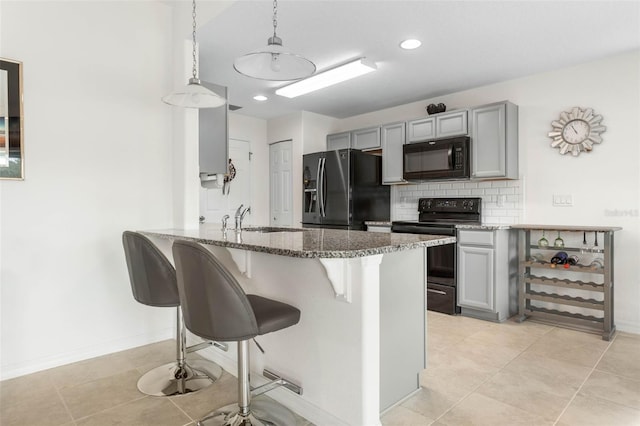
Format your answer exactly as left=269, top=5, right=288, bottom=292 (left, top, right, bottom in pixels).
left=391, top=197, right=482, bottom=315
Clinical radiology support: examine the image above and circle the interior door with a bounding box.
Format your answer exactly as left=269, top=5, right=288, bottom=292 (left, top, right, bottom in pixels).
left=270, top=140, right=293, bottom=227
left=199, top=139, right=251, bottom=226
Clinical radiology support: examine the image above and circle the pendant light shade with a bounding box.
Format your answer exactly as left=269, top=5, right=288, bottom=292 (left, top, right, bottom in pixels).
left=234, top=0, right=315, bottom=81
left=163, top=0, right=226, bottom=109
left=162, top=78, right=226, bottom=108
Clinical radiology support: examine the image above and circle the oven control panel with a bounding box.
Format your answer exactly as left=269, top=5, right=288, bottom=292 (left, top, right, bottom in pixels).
left=418, top=197, right=481, bottom=214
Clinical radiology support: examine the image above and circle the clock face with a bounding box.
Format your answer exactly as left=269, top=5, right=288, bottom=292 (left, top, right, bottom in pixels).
left=561, top=119, right=590, bottom=145
left=548, top=107, right=606, bottom=156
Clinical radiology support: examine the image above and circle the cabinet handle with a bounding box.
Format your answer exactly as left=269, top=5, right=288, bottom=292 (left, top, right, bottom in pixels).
left=427, top=288, right=447, bottom=295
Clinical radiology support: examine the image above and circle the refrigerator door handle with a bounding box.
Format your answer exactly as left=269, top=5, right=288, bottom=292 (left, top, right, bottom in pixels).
left=317, top=158, right=324, bottom=217
left=318, top=158, right=327, bottom=217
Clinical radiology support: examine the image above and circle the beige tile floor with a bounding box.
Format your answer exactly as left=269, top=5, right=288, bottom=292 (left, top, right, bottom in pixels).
left=1, top=313, right=639, bottom=425
left=382, top=312, right=640, bottom=426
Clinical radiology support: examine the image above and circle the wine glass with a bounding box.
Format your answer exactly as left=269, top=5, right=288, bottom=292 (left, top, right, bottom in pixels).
left=581, top=232, right=589, bottom=253
left=554, top=231, right=564, bottom=248
left=538, top=231, right=549, bottom=247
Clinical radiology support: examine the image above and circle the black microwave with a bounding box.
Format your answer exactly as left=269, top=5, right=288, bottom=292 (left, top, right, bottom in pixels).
left=403, top=136, right=470, bottom=181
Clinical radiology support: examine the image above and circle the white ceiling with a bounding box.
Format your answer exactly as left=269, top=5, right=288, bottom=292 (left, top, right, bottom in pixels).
left=195, top=1, right=640, bottom=120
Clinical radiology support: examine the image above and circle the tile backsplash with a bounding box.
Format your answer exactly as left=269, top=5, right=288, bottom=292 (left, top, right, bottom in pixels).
left=392, top=179, right=524, bottom=224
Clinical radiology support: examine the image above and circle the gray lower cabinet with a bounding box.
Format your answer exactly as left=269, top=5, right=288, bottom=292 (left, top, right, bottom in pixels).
left=327, top=131, right=351, bottom=151
left=381, top=121, right=406, bottom=184
left=470, top=101, right=518, bottom=179
left=457, top=228, right=517, bottom=322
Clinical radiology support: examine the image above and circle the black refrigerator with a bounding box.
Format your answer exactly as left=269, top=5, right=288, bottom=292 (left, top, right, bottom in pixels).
left=302, top=149, right=390, bottom=230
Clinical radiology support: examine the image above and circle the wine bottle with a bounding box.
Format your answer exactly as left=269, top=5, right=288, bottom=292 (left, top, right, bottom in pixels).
left=549, top=251, right=568, bottom=268
left=564, top=255, right=579, bottom=269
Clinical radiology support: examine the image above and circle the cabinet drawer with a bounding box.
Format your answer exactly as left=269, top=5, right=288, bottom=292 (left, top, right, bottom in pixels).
left=458, top=229, right=494, bottom=246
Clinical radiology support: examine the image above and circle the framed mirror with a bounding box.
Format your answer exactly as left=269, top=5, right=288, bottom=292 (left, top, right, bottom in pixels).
left=0, top=58, right=24, bottom=180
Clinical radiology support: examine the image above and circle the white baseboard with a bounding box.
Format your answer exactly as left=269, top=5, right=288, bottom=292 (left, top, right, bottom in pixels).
left=615, top=320, right=640, bottom=336
left=0, top=328, right=173, bottom=381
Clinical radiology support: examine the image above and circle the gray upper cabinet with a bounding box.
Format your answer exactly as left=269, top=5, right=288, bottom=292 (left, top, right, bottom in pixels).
left=470, top=101, right=518, bottom=179
left=407, top=110, right=468, bottom=143
left=381, top=122, right=406, bottom=184
left=352, top=126, right=381, bottom=150
left=199, top=81, right=228, bottom=180
left=327, top=132, right=351, bottom=151
left=407, top=117, right=436, bottom=142
left=436, top=110, right=468, bottom=138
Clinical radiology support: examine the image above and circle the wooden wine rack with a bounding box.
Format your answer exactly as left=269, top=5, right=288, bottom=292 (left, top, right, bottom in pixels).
left=512, top=225, right=621, bottom=341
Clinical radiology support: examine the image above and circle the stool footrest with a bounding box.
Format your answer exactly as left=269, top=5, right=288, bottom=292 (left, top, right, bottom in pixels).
left=256, top=368, right=303, bottom=396
left=187, top=340, right=229, bottom=353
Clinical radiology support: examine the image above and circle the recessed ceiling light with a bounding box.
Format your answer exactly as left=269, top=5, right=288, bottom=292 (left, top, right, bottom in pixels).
left=400, top=39, right=422, bottom=50
left=253, top=95, right=268, bottom=101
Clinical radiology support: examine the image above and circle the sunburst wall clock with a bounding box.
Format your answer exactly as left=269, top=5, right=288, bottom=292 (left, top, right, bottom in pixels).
left=548, top=107, right=606, bottom=156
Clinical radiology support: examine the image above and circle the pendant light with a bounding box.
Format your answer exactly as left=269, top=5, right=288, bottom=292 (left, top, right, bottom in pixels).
left=233, top=0, right=316, bottom=81
left=162, top=0, right=226, bottom=108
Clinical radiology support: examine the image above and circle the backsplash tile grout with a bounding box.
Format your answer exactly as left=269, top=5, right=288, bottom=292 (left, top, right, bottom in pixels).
left=391, top=179, right=524, bottom=224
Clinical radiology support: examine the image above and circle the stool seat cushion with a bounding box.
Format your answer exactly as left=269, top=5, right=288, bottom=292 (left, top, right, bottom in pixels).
left=247, top=295, right=300, bottom=336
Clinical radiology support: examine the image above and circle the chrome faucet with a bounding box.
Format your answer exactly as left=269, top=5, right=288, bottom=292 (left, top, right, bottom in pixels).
left=235, top=205, right=251, bottom=230
left=221, top=214, right=230, bottom=232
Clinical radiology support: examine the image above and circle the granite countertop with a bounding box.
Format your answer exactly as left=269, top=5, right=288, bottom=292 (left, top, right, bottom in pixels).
left=142, top=225, right=455, bottom=259
left=364, top=221, right=392, bottom=226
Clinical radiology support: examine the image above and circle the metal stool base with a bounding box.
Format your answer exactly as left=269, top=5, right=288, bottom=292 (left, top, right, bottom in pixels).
left=137, top=359, right=222, bottom=396
left=198, top=397, right=297, bottom=426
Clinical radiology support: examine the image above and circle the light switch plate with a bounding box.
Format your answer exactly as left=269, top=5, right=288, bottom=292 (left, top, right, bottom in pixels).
left=553, top=194, right=573, bottom=206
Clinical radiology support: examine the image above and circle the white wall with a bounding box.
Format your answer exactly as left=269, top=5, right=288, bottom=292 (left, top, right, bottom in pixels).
left=0, top=1, right=177, bottom=379
left=337, top=51, right=640, bottom=333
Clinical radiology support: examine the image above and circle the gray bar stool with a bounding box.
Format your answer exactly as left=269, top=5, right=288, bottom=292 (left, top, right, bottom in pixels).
left=122, top=231, right=223, bottom=396
left=172, top=240, right=301, bottom=426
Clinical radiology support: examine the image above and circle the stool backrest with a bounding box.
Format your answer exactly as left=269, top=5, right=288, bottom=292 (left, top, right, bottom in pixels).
left=172, top=240, right=259, bottom=342
left=122, top=231, right=179, bottom=307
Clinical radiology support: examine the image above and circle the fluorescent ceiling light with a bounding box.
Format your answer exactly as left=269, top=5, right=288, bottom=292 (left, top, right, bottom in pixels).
left=253, top=95, right=268, bottom=101
left=275, top=58, right=377, bottom=99
left=400, top=39, right=422, bottom=50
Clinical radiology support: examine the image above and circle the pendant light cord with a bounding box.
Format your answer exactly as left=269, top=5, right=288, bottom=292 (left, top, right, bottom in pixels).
left=191, top=0, right=198, bottom=80
left=272, top=0, right=278, bottom=39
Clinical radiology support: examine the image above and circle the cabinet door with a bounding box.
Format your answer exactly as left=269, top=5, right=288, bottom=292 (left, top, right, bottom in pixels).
left=436, top=110, right=468, bottom=138
left=471, top=103, right=506, bottom=178
left=352, top=127, right=381, bottom=150
left=381, top=122, right=406, bottom=184
left=458, top=245, right=494, bottom=311
left=327, top=132, right=351, bottom=150
left=407, top=117, right=435, bottom=143
left=199, top=82, right=228, bottom=176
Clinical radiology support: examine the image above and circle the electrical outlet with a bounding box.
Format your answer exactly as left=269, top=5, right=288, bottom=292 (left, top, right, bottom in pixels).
left=553, top=194, right=573, bottom=206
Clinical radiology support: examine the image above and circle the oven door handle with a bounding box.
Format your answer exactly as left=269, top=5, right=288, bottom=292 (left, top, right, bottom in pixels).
left=427, top=288, right=448, bottom=296
left=392, top=225, right=456, bottom=236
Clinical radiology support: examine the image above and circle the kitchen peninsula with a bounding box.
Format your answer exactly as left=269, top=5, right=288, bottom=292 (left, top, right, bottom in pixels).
left=142, top=225, right=454, bottom=426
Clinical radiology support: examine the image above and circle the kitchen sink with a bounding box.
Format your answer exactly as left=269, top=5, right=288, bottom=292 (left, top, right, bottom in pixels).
left=240, top=227, right=305, bottom=233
